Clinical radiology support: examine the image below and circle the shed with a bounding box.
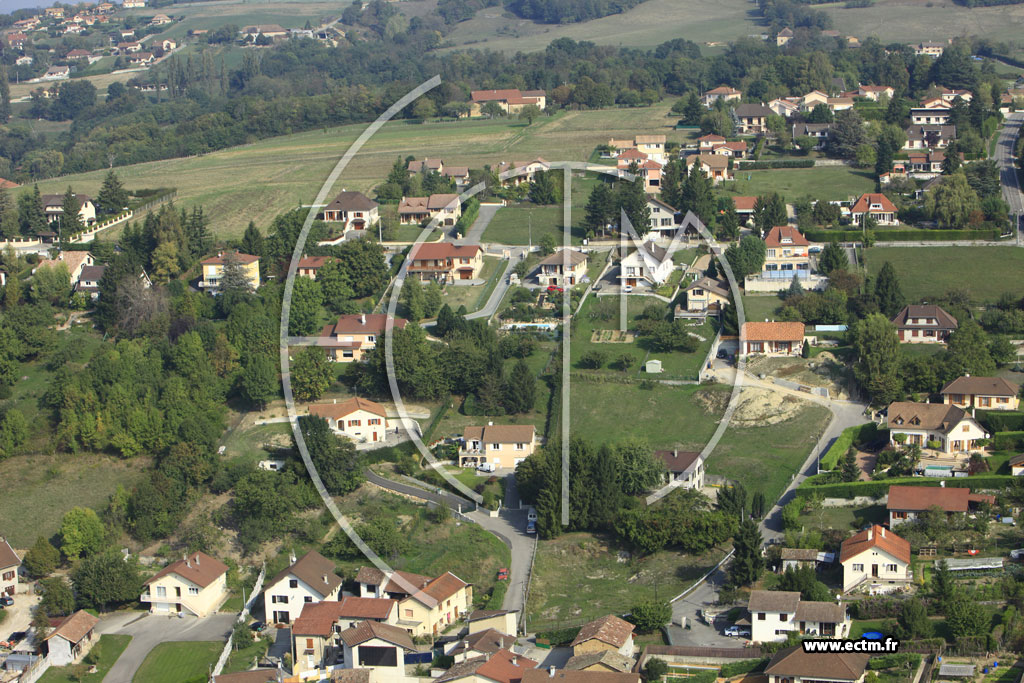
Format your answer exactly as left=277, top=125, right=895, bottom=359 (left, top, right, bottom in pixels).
left=645, top=360, right=663, bottom=374
left=938, top=664, right=976, bottom=678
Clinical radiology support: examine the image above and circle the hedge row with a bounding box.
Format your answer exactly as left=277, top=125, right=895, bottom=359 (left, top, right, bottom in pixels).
left=868, top=653, right=922, bottom=670
left=535, top=626, right=580, bottom=646
left=978, top=410, right=1024, bottom=432
left=455, top=197, right=480, bottom=238
left=737, top=159, right=815, bottom=169
left=802, top=228, right=1003, bottom=242
left=992, top=431, right=1024, bottom=451
left=720, top=658, right=769, bottom=677
left=801, top=474, right=1016, bottom=498
left=820, top=423, right=880, bottom=470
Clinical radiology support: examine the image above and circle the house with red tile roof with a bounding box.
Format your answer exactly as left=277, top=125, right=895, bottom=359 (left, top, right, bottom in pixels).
left=263, top=550, right=344, bottom=624
left=309, top=397, right=389, bottom=443
left=141, top=551, right=229, bottom=617
left=571, top=614, right=635, bottom=657
left=407, top=242, right=483, bottom=282
left=850, top=193, right=899, bottom=226
left=398, top=194, right=462, bottom=226
left=199, top=251, right=260, bottom=292
left=839, top=525, right=911, bottom=592
left=296, top=255, right=333, bottom=280
left=886, top=484, right=994, bottom=526
left=439, top=648, right=539, bottom=683
left=765, top=646, right=869, bottom=683
left=316, top=313, right=408, bottom=362
left=319, top=190, right=379, bottom=234
left=0, top=537, right=20, bottom=597
left=354, top=567, right=474, bottom=636
left=740, top=322, right=805, bottom=357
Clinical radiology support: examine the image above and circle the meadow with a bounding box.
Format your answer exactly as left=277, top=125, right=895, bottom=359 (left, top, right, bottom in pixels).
left=723, top=166, right=876, bottom=203
left=864, top=246, right=1024, bottom=303
left=819, top=0, right=1024, bottom=45
left=39, top=103, right=685, bottom=239
left=131, top=641, right=222, bottom=683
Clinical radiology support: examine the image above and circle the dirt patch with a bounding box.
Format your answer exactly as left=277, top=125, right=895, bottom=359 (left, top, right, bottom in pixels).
left=856, top=450, right=877, bottom=481
left=589, top=329, right=635, bottom=343
left=729, top=387, right=809, bottom=427
left=746, top=353, right=851, bottom=400
left=694, top=387, right=730, bottom=415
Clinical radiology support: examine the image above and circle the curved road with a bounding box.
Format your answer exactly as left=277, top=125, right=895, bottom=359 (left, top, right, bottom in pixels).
left=996, top=111, right=1024, bottom=236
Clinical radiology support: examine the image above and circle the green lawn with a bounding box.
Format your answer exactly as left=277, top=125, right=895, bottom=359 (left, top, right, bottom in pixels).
left=725, top=167, right=876, bottom=202
left=482, top=205, right=585, bottom=246
left=740, top=295, right=782, bottom=326
left=705, top=401, right=832, bottom=505
left=865, top=247, right=1024, bottom=303
left=38, top=635, right=132, bottom=683
left=795, top=504, right=887, bottom=534
left=221, top=635, right=270, bottom=675
left=525, top=531, right=728, bottom=632
left=898, top=343, right=945, bottom=358
left=132, top=641, right=223, bottom=683
left=571, top=382, right=729, bottom=450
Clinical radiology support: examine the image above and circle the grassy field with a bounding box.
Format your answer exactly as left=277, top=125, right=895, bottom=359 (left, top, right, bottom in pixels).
left=132, top=641, right=223, bottom=683
left=10, top=68, right=143, bottom=100
left=38, top=635, right=132, bottom=683
left=705, top=400, right=831, bottom=504
left=136, top=1, right=340, bottom=39
left=221, top=635, right=270, bottom=675
left=436, top=256, right=504, bottom=312
left=819, top=0, right=1024, bottom=45
left=795, top=504, right=887, bottom=534
left=741, top=294, right=783, bottom=325
left=865, top=247, right=1024, bottom=303
left=570, top=382, right=730, bottom=450
left=525, top=531, right=727, bottom=632
left=40, top=103, right=684, bottom=239
left=442, top=0, right=760, bottom=53
left=724, top=167, right=876, bottom=202
left=483, top=205, right=586, bottom=246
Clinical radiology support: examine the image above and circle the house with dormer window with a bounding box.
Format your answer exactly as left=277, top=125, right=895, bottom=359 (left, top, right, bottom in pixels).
left=850, top=193, right=899, bottom=226
left=885, top=402, right=988, bottom=454
left=618, top=241, right=674, bottom=288
left=890, top=304, right=957, bottom=343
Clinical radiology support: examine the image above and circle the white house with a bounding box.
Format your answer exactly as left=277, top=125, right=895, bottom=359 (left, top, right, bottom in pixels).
left=839, top=525, right=911, bottom=593
left=309, top=397, right=390, bottom=443
left=654, top=450, right=704, bottom=489
left=885, top=401, right=988, bottom=454
left=339, top=620, right=417, bottom=674
left=646, top=197, right=677, bottom=234
left=747, top=590, right=849, bottom=643
left=263, top=550, right=343, bottom=625
left=618, top=241, right=673, bottom=288
left=765, top=646, right=869, bottom=683
left=0, top=537, right=21, bottom=596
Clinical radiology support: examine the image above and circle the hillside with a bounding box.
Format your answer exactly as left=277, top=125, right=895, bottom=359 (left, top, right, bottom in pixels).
left=36, top=102, right=687, bottom=238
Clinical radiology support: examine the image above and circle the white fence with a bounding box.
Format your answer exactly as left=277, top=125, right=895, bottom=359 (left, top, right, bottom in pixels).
left=211, top=563, right=267, bottom=677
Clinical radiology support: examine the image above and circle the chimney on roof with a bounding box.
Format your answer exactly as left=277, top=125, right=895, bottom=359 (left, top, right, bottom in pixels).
left=289, top=550, right=297, bottom=565
left=512, top=656, right=518, bottom=666
left=867, top=527, right=873, bottom=541
left=360, top=313, right=366, bottom=325
left=881, top=526, right=885, bottom=537
left=323, top=574, right=329, bottom=584
left=194, top=554, right=199, bottom=566
left=488, top=421, right=493, bottom=426
left=940, top=481, right=945, bottom=488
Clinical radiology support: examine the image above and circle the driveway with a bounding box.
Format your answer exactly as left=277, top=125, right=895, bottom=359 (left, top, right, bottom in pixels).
left=97, top=611, right=235, bottom=683
left=457, top=204, right=502, bottom=245
left=668, top=566, right=739, bottom=647
left=1, top=591, right=40, bottom=645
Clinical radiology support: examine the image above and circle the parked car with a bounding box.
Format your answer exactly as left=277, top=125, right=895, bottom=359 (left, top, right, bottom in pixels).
left=526, top=520, right=536, bottom=534
left=622, top=285, right=633, bottom=293
left=497, top=568, right=509, bottom=580
left=0, top=596, right=13, bottom=608
left=527, top=508, right=537, bottom=522
left=717, top=348, right=730, bottom=359
left=808, top=245, right=823, bottom=254
left=250, top=621, right=267, bottom=633
left=724, top=625, right=750, bottom=637
left=546, top=285, right=563, bottom=293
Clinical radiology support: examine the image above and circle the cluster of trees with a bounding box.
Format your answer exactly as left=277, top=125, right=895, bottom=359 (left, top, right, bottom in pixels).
left=582, top=173, right=649, bottom=238
left=504, top=0, right=651, bottom=23
left=349, top=310, right=539, bottom=417
left=376, top=157, right=457, bottom=205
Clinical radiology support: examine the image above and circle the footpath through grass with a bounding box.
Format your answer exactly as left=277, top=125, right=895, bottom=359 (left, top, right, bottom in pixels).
left=131, top=641, right=222, bottom=683
left=38, top=635, right=131, bottom=683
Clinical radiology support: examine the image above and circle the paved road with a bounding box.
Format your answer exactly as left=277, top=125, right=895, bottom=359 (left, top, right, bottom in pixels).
left=466, top=255, right=519, bottom=321
left=97, top=611, right=235, bottom=683
left=458, top=204, right=502, bottom=245
left=668, top=566, right=737, bottom=647
left=995, top=111, right=1024, bottom=238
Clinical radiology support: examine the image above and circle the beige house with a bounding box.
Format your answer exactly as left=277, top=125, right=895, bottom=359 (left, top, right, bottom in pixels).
left=886, top=401, right=988, bottom=454
left=290, top=598, right=400, bottom=677
left=496, top=158, right=549, bottom=186
left=199, top=252, right=260, bottom=292
left=760, top=225, right=813, bottom=287
left=684, top=154, right=731, bottom=183
left=776, top=27, right=793, bottom=45
left=733, top=103, right=773, bottom=135
left=41, top=193, right=96, bottom=226
left=940, top=376, right=1019, bottom=411
left=398, top=194, right=462, bottom=225
left=570, top=614, right=635, bottom=658
left=886, top=485, right=995, bottom=527
left=407, top=243, right=483, bottom=282
left=850, top=193, right=899, bottom=226
left=460, top=424, right=537, bottom=469
left=891, top=304, right=957, bottom=344
left=319, top=191, right=379, bottom=233
left=340, top=621, right=418, bottom=677
left=839, top=525, right=911, bottom=592
left=740, top=322, right=805, bottom=357
left=748, top=590, right=849, bottom=643
left=355, top=567, right=474, bottom=637
left=317, top=313, right=409, bottom=362
left=765, top=646, right=869, bottom=683
left=141, top=551, right=229, bottom=617
left=467, top=609, right=518, bottom=636
left=469, top=89, right=546, bottom=116
left=678, top=277, right=730, bottom=319
left=537, top=249, right=587, bottom=287
left=42, top=610, right=99, bottom=666
left=309, top=397, right=390, bottom=443
left=654, top=450, right=704, bottom=489
left=0, top=537, right=21, bottom=596
left=634, top=135, right=666, bottom=157
left=296, top=256, right=333, bottom=280
left=701, top=85, right=741, bottom=107
left=647, top=197, right=677, bottom=234
left=263, top=550, right=343, bottom=624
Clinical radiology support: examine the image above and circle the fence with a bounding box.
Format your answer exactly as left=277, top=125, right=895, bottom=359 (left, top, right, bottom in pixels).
left=66, top=189, right=177, bottom=244
left=211, top=562, right=267, bottom=677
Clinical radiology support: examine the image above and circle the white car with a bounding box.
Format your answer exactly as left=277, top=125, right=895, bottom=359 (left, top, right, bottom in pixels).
left=527, top=508, right=538, bottom=522
left=622, top=285, right=633, bottom=293
left=724, top=626, right=750, bottom=638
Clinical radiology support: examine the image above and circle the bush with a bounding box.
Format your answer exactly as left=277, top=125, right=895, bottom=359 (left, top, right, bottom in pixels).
left=736, top=159, right=815, bottom=169
left=535, top=626, right=580, bottom=646
left=720, top=658, right=769, bottom=677
left=979, top=411, right=1024, bottom=432
left=804, top=476, right=1015, bottom=498
left=486, top=581, right=508, bottom=609
left=991, top=431, right=1024, bottom=452
left=802, top=229, right=1003, bottom=242
left=868, top=654, right=922, bottom=670
left=820, top=423, right=879, bottom=470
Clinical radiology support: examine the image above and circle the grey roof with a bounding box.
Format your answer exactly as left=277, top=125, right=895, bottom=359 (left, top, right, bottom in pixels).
left=734, top=103, right=773, bottom=118
left=793, top=601, right=846, bottom=624
left=780, top=548, right=819, bottom=562
left=325, top=191, right=377, bottom=212
left=538, top=249, right=587, bottom=267
left=943, top=557, right=1003, bottom=571
left=938, top=664, right=976, bottom=677
left=748, top=590, right=800, bottom=613
left=793, top=122, right=834, bottom=136
left=565, top=650, right=635, bottom=673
